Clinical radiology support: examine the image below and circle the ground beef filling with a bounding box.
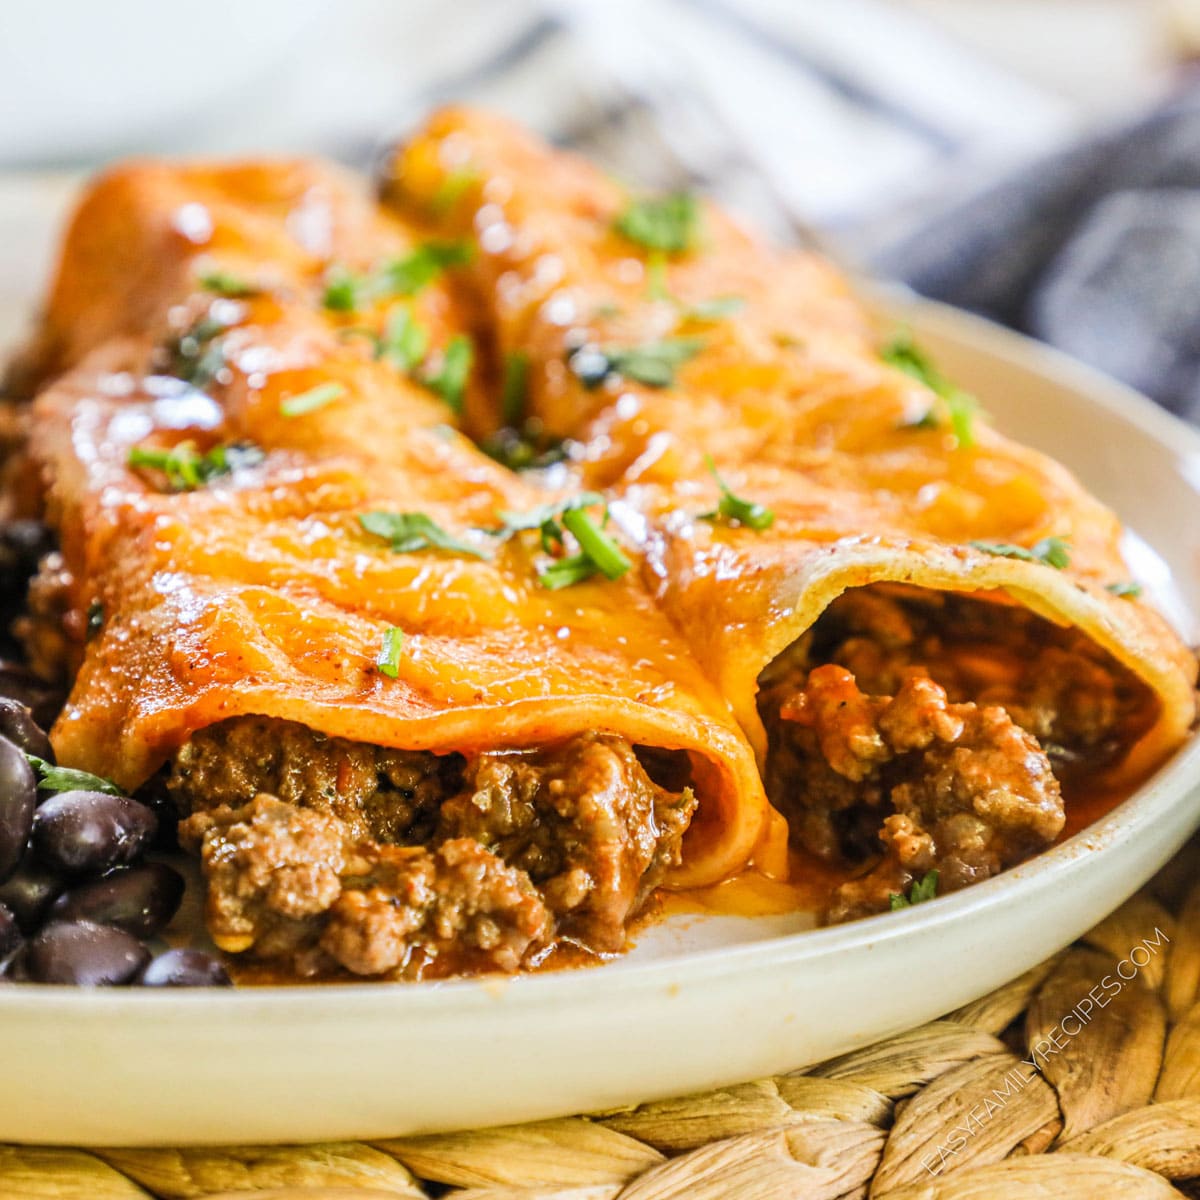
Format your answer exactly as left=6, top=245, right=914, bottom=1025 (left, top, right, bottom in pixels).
left=172, top=723, right=696, bottom=979
left=760, top=586, right=1158, bottom=924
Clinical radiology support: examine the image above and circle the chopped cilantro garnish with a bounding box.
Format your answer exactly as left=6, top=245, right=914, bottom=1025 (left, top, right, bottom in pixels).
left=969, top=537, right=1071, bottom=569
left=376, top=627, right=404, bottom=678
left=280, top=381, right=346, bottom=417
left=421, top=334, right=473, bottom=414
left=890, top=870, right=939, bottom=910
left=701, top=457, right=775, bottom=531
left=883, top=332, right=977, bottom=449
left=25, top=754, right=123, bottom=796
left=501, top=351, right=530, bottom=427
left=128, top=441, right=263, bottom=491
left=645, top=252, right=671, bottom=301
left=377, top=306, right=429, bottom=372
left=167, top=311, right=233, bottom=387
left=615, top=192, right=700, bottom=254
left=359, top=511, right=489, bottom=559
left=1106, top=580, right=1143, bottom=598
left=322, top=267, right=365, bottom=312
left=322, top=241, right=472, bottom=314
left=481, top=424, right=570, bottom=473
left=685, top=295, right=745, bottom=322
left=538, top=554, right=600, bottom=590
left=560, top=506, right=632, bottom=580
left=569, top=337, right=705, bottom=389
left=382, top=240, right=473, bottom=297
left=198, top=269, right=258, bottom=298
left=430, top=167, right=479, bottom=215
left=493, top=492, right=604, bottom=544
left=492, top=493, right=630, bottom=588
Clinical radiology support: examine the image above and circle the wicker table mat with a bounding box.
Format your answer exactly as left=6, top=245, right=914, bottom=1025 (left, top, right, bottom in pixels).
left=4, top=838, right=1199, bottom=1200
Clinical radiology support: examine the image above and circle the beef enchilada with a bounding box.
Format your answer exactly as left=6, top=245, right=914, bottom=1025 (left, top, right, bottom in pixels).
left=0, top=111, right=1193, bottom=983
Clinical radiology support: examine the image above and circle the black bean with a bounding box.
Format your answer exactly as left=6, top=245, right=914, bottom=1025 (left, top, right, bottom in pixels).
left=0, top=697, right=53, bottom=762
left=0, top=901, right=20, bottom=960
left=24, top=920, right=150, bottom=985
left=0, top=661, right=62, bottom=729
left=31, top=790, right=156, bottom=877
left=133, top=777, right=180, bottom=852
left=0, top=735, right=37, bottom=882
left=49, top=862, right=184, bottom=939
left=137, top=948, right=232, bottom=988
left=0, top=859, right=64, bottom=933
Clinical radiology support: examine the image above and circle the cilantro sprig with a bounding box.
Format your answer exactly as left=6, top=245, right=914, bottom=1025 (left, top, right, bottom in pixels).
left=128, top=441, right=264, bottom=492
left=359, top=511, right=490, bottom=560
left=969, top=537, right=1071, bottom=570
left=701, top=457, right=775, bottom=532
left=883, top=332, right=977, bottom=448
left=890, top=870, right=939, bottom=910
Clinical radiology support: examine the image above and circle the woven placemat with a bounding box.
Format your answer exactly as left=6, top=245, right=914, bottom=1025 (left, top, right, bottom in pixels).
left=3, top=837, right=1199, bottom=1200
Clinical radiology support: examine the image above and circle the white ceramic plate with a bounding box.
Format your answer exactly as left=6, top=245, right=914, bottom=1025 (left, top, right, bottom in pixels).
left=1, top=186, right=1198, bottom=1145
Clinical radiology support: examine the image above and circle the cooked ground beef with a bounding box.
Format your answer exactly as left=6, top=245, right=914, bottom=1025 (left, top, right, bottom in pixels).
left=795, top=586, right=1157, bottom=776
left=440, top=735, right=696, bottom=951
left=759, top=585, right=1157, bottom=924
left=765, top=664, right=1063, bottom=922
left=173, top=723, right=695, bottom=978
left=182, top=796, right=552, bottom=978
left=168, top=716, right=464, bottom=845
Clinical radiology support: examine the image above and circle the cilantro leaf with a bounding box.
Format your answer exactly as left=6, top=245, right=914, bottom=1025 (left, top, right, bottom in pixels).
left=969, top=537, right=1071, bottom=570
left=359, top=511, right=490, bottom=559
left=570, top=337, right=705, bottom=389
left=377, top=306, right=429, bottom=372
left=128, top=441, right=263, bottom=492
left=559, top=506, right=632, bottom=580
left=280, top=382, right=345, bottom=417
left=701, top=457, right=775, bottom=531
left=26, top=755, right=123, bottom=796
left=684, top=295, right=744, bottom=322
left=538, top=553, right=599, bottom=590
left=890, top=870, right=939, bottom=910
left=1106, top=580, right=1143, bottom=598
left=501, top=351, right=530, bottom=428
left=322, top=267, right=366, bottom=312
left=492, top=493, right=630, bottom=587
left=615, top=193, right=700, bottom=254
left=430, top=167, right=479, bottom=215
left=421, top=334, right=473, bottom=414
left=198, top=269, right=259, bottom=298
left=381, top=241, right=474, bottom=297
left=883, top=332, right=977, bottom=449
left=166, top=311, right=233, bottom=387
left=376, top=627, right=404, bottom=678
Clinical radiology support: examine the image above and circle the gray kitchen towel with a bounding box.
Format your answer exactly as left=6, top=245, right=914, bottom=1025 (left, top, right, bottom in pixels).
left=873, top=82, right=1200, bottom=421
